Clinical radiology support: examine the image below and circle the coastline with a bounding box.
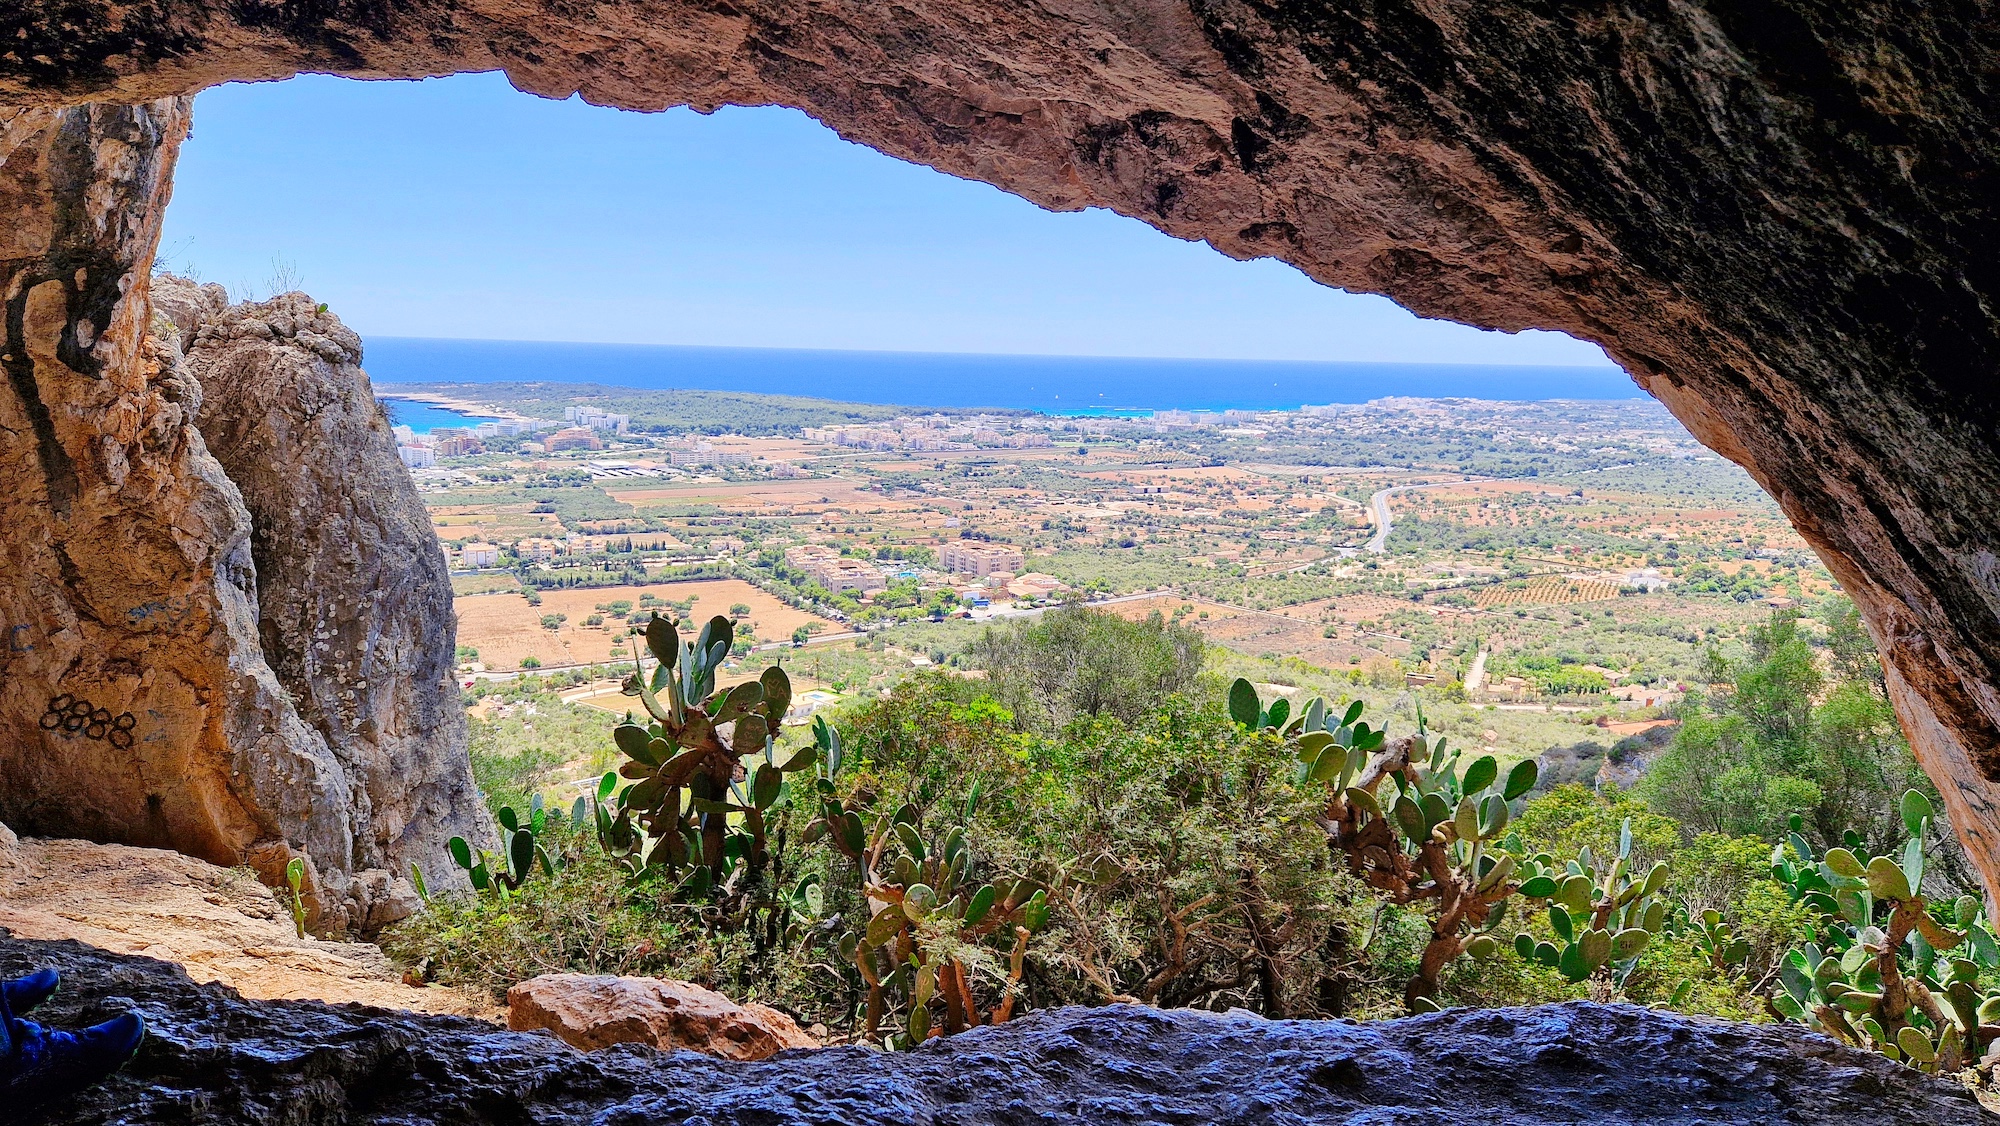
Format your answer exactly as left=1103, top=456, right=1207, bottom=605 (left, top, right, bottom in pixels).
left=365, top=338, right=1639, bottom=413
left=377, top=388, right=519, bottom=420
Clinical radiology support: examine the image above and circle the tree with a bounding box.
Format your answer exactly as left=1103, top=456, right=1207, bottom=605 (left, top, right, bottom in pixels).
left=1821, top=596, right=1885, bottom=690
left=972, top=604, right=1203, bottom=733
left=1639, top=604, right=1920, bottom=847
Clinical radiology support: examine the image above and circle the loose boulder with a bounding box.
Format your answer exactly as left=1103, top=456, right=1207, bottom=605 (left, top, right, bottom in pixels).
left=507, top=973, right=817, bottom=1059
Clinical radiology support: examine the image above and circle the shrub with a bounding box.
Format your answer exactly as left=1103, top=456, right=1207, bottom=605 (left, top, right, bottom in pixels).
left=391, top=634, right=1976, bottom=1074
left=388, top=818, right=811, bottom=1007
left=972, top=604, right=1201, bottom=733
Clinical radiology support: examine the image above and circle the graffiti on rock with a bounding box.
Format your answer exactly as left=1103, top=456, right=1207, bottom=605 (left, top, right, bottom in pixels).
left=40, top=695, right=137, bottom=749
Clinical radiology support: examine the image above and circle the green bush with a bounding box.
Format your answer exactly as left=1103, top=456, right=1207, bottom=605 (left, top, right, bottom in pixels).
left=1640, top=609, right=1923, bottom=844
left=388, top=608, right=1976, bottom=1074
left=387, top=819, right=821, bottom=1011
left=972, top=603, right=1201, bottom=733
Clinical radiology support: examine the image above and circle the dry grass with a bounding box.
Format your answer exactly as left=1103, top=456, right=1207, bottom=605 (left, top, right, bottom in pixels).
left=455, top=578, right=837, bottom=670
left=1098, top=595, right=1401, bottom=668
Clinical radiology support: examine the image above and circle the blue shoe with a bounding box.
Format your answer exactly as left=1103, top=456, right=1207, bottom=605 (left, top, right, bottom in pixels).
left=3, top=969, right=59, bottom=1015
left=4, top=1011, right=146, bottom=1109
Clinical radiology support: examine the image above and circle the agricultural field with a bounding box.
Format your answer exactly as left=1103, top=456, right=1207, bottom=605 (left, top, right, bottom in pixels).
left=450, top=572, right=520, bottom=597
left=396, top=387, right=1831, bottom=750
left=1101, top=594, right=1409, bottom=669
left=1474, top=576, right=1623, bottom=607
left=454, top=578, right=840, bottom=671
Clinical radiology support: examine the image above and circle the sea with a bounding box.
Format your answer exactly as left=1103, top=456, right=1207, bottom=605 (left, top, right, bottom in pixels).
left=379, top=398, right=499, bottom=434
left=365, top=337, right=1637, bottom=415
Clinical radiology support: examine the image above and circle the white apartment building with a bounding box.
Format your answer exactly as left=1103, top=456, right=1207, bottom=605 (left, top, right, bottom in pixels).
left=473, top=418, right=560, bottom=438
left=942, top=542, right=1025, bottom=577
left=565, top=405, right=631, bottom=434
left=784, top=545, right=887, bottom=593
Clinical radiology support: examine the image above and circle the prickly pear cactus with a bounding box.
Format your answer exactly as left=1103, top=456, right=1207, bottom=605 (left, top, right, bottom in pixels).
left=446, top=793, right=560, bottom=898
left=574, top=769, right=650, bottom=878
left=1509, top=816, right=1671, bottom=998
left=821, top=788, right=1048, bottom=1047
left=1769, top=790, right=2000, bottom=1075
left=1228, top=676, right=1307, bottom=733
left=606, top=613, right=817, bottom=894
left=1687, top=906, right=1754, bottom=975
left=1253, top=682, right=1539, bottom=1011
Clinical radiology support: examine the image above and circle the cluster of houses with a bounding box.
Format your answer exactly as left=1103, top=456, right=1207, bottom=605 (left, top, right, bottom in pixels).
left=394, top=407, right=648, bottom=465
left=393, top=414, right=568, bottom=467
left=802, top=415, right=1056, bottom=451
left=453, top=534, right=676, bottom=570
left=784, top=545, right=892, bottom=593
left=781, top=541, right=1068, bottom=609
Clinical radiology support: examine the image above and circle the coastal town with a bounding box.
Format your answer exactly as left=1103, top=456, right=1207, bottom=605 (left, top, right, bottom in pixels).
left=383, top=386, right=1825, bottom=765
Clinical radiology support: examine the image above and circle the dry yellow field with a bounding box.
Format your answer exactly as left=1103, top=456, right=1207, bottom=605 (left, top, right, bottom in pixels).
left=1098, top=595, right=1400, bottom=666
left=604, top=478, right=911, bottom=512
left=1100, top=594, right=1230, bottom=623
left=455, top=578, right=838, bottom=670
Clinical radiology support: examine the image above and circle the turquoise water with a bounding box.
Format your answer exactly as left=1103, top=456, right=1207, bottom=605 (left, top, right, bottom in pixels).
left=365, top=338, right=1638, bottom=411
left=380, top=398, right=499, bottom=433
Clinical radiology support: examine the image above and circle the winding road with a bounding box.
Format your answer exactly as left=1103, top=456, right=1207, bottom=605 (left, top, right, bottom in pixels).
left=1363, top=480, right=1484, bottom=553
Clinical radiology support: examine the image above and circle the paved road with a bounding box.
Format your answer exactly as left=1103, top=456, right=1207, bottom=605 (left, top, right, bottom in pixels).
left=1364, top=479, right=1489, bottom=553
left=1366, top=490, right=1398, bottom=553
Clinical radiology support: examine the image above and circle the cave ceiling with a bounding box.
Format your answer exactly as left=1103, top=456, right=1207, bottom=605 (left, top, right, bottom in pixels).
left=3, top=1, right=1998, bottom=893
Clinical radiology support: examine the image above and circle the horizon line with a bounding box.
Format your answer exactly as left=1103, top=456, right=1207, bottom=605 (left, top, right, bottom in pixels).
left=367, top=334, right=1626, bottom=371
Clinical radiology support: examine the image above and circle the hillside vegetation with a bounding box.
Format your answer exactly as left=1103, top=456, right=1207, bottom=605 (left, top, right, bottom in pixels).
left=389, top=602, right=1992, bottom=1083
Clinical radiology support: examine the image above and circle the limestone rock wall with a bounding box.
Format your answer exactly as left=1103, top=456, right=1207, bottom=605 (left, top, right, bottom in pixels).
left=0, top=100, right=350, bottom=887
left=0, top=106, right=474, bottom=932
left=176, top=283, right=489, bottom=912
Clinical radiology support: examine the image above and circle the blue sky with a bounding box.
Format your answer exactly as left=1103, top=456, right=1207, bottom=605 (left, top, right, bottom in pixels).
left=159, top=73, right=1616, bottom=367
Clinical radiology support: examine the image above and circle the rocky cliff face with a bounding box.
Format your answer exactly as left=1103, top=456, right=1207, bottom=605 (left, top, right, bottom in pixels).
left=171, top=282, right=489, bottom=919
left=0, top=105, right=479, bottom=930
left=2, top=2, right=1997, bottom=899
left=3, top=933, right=1984, bottom=1126
left=0, top=100, right=349, bottom=893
